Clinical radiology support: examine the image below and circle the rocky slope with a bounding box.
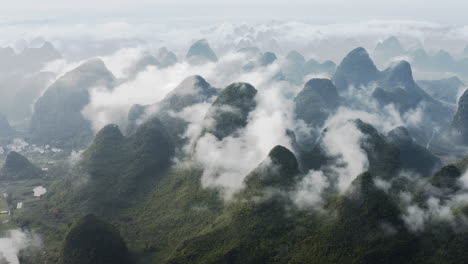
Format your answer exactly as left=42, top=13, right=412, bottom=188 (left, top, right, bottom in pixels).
left=30, top=58, right=116, bottom=149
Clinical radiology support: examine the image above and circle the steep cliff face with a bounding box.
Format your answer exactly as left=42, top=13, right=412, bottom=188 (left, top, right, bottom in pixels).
left=244, top=145, right=300, bottom=189
left=373, top=60, right=430, bottom=112
left=387, top=126, right=441, bottom=176
left=74, top=118, right=174, bottom=215
left=202, top=82, right=257, bottom=140
left=453, top=89, right=468, bottom=143
left=294, top=78, right=340, bottom=128
left=332, top=47, right=380, bottom=90
left=126, top=75, right=218, bottom=149
left=30, top=59, right=115, bottom=148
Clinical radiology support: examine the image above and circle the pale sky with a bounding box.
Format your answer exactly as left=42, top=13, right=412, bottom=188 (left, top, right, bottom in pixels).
left=2, top=0, right=468, bottom=24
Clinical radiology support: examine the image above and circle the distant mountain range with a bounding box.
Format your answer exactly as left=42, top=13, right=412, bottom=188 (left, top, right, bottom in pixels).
left=373, top=36, right=468, bottom=79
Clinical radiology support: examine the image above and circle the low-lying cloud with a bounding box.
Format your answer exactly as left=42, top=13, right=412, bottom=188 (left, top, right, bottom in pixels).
left=0, top=230, right=41, bottom=264
left=194, top=78, right=296, bottom=199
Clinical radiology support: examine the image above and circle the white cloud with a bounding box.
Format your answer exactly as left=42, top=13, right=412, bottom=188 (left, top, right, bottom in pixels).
left=194, top=78, right=296, bottom=199
left=402, top=205, right=427, bottom=232
left=0, top=230, right=42, bottom=264
left=293, top=170, right=329, bottom=209
left=98, top=47, right=144, bottom=79
left=321, top=117, right=369, bottom=192
left=82, top=47, right=288, bottom=133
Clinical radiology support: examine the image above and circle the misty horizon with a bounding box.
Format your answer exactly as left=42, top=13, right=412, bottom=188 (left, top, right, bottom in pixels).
left=3, top=0, right=468, bottom=24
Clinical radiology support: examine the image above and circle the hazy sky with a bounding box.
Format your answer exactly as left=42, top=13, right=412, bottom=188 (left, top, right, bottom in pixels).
left=2, top=0, right=468, bottom=24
